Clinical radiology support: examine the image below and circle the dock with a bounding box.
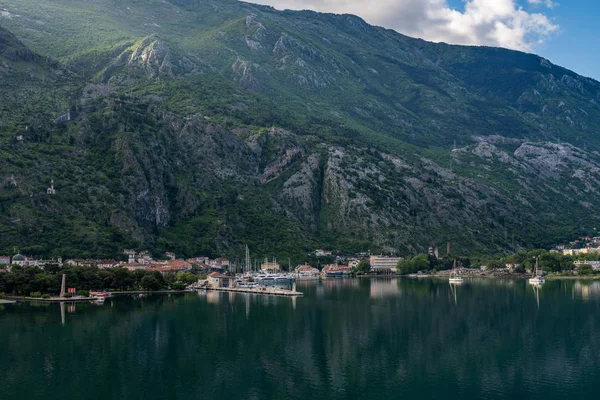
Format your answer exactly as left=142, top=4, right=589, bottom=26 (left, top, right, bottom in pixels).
left=206, top=286, right=303, bottom=297
left=2, top=296, right=97, bottom=303
left=0, top=299, right=16, bottom=305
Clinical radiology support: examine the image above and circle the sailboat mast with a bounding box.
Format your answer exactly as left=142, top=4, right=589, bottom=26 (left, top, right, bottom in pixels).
left=245, top=245, right=250, bottom=274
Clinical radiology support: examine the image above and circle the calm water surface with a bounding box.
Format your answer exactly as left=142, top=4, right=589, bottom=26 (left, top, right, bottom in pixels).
left=1, top=278, right=600, bottom=399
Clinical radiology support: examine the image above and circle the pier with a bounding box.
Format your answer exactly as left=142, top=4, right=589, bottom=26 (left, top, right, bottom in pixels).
left=2, top=296, right=96, bottom=303
left=206, top=286, right=303, bottom=297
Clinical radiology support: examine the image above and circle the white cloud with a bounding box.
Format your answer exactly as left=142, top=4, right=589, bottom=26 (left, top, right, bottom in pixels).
left=251, top=0, right=558, bottom=51
left=527, top=0, right=556, bottom=9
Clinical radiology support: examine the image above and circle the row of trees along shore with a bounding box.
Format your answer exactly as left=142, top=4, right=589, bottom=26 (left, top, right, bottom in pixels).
left=0, top=265, right=204, bottom=297
left=397, top=249, right=600, bottom=275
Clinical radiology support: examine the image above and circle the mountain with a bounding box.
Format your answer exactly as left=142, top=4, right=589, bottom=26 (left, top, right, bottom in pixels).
left=1, top=0, right=600, bottom=261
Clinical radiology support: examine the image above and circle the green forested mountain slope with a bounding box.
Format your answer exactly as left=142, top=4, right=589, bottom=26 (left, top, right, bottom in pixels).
left=1, top=0, right=600, bottom=261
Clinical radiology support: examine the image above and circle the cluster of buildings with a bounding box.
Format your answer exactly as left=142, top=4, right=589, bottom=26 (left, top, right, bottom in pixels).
left=552, top=236, right=600, bottom=256
left=295, top=255, right=404, bottom=276
left=0, top=249, right=231, bottom=276
left=0, top=244, right=407, bottom=277
left=0, top=254, right=63, bottom=271
left=118, top=250, right=230, bottom=274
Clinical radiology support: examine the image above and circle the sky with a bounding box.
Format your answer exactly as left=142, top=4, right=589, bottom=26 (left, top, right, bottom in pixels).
left=249, top=0, right=599, bottom=81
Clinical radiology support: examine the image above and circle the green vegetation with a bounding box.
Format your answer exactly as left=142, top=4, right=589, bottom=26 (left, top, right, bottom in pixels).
left=396, top=249, right=600, bottom=276
left=352, top=260, right=371, bottom=274
left=1, top=0, right=600, bottom=261
left=0, top=265, right=203, bottom=296
left=397, top=254, right=470, bottom=275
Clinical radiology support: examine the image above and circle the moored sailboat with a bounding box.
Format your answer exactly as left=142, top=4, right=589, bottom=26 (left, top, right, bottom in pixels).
left=528, top=257, right=545, bottom=285
left=449, top=260, right=464, bottom=284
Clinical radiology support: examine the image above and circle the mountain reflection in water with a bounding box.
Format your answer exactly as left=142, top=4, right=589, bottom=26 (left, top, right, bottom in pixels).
left=1, top=278, right=600, bottom=400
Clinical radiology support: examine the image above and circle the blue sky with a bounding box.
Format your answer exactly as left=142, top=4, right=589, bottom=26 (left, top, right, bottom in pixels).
left=533, top=0, right=599, bottom=80
left=253, top=0, right=599, bottom=81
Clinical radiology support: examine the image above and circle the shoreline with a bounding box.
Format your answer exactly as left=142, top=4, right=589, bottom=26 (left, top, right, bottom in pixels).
left=110, top=290, right=189, bottom=295
left=407, top=273, right=526, bottom=279
left=2, top=290, right=192, bottom=303
left=407, top=274, right=600, bottom=281
left=546, top=275, right=600, bottom=280
left=3, top=296, right=97, bottom=303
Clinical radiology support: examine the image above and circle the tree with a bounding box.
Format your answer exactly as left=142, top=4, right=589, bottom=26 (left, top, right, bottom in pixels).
left=397, top=254, right=430, bottom=275
left=487, top=260, right=505, bottom=270
left=397, top=261, right=413, bottom=275
left=411, top=254, right=430, bottom=272
left=141, top=275, right=161, bottom=291
left=111, top=268, right=133, bottom=290
left=353, top=260, right=371, bottom=274
left=577, top=264, right=594, bottom=276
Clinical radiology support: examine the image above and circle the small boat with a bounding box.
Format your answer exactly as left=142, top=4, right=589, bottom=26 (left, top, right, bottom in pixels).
left=90, top=291, right=111, bottom=299
left=449, top=260, right=463, bottom=284
left=528, top=257, right=545, bottom=285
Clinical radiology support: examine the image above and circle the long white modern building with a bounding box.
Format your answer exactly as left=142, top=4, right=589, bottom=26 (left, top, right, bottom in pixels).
left=370, top=256, right=404, bottom=271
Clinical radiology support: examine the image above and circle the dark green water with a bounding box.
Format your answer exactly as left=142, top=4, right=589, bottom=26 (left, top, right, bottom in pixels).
left=2, top=278, right=600, bottom=399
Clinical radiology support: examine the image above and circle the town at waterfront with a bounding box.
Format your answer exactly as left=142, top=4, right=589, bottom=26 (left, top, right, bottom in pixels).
left=3, top=234, right=600, bottom=302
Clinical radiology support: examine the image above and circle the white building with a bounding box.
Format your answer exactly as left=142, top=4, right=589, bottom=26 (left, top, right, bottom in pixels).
left=47, top=180, right=56, bottom=195
left=124, top=249, right=136, bottom=264
left=574, top=260, right=600, bottom=271
left=370, top=256, right=404, bottom=272
left=11, top=254, right=28, bottom=267
left=261, top=262, right=280, bottom=272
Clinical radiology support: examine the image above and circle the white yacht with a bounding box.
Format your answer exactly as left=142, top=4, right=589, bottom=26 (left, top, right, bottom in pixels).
left=528, top=257, right=545, bottom=285
left=449, top=260, right=464, bottom=284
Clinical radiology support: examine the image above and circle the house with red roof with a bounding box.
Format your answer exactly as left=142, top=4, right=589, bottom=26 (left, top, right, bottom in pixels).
left=147, top=260, right=192, bottom=274
left=295, top=265, right=319, bottom=276
left=321, top=264, right=352, bottom=277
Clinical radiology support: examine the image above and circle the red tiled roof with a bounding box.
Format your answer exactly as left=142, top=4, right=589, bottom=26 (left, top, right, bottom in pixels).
left=167, top=260, right=191, bottom=268
left=296, top=265, right=317, bottom=271
left=322, top=265, right=351, bottom=272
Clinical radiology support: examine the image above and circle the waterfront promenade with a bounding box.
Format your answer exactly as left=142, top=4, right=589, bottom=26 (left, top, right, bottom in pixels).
left=206, top=286, right=303, bottom=297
